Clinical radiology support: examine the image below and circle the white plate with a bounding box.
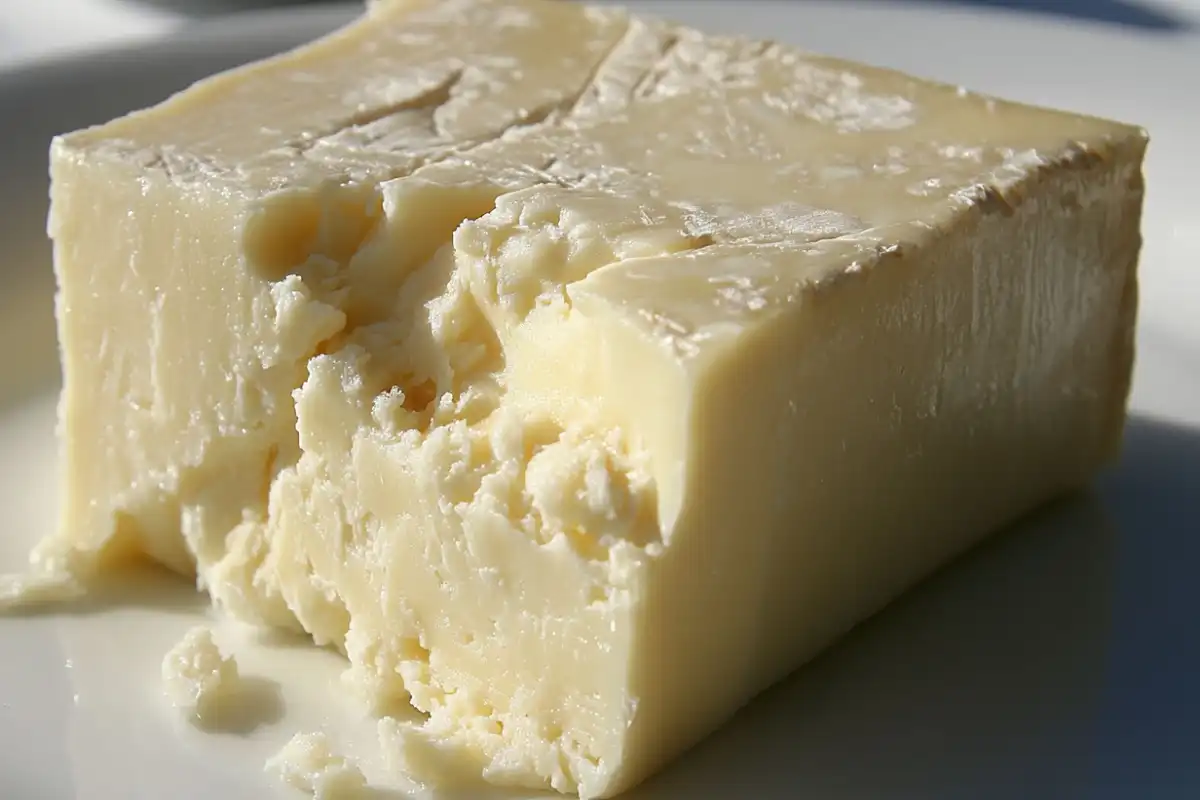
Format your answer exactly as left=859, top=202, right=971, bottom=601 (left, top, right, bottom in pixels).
left=2, top=3, right=1198, bottom=798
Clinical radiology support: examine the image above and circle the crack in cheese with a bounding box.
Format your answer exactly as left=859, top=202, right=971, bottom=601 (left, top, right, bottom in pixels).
left=28, top=0, right=1144, bottom=796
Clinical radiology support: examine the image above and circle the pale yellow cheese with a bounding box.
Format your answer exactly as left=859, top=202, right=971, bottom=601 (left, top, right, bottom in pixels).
left=29, top=0, right=1144, bottom=796
left=161, top=625, right=240, bottom=723
left=266, top=731, right=368, bottom=799
left=0, top=569, right=81, bottom=610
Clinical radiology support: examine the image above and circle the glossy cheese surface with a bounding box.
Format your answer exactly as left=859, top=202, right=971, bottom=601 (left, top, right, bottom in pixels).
left=34, top=0, right=1144, bottom=795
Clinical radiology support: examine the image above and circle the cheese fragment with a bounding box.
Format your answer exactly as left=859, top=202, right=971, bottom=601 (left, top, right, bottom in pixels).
left=161, top=625, right=240, bottom=722
left=36, top=0, right=1144, bottom=796
left=266, top=731, right=368, bottom=799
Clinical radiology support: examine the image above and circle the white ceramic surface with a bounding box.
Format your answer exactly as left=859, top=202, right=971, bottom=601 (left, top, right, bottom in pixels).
left=1, top=3, right=1197, bottom=798
left=0, top=0, right=180, bottom=71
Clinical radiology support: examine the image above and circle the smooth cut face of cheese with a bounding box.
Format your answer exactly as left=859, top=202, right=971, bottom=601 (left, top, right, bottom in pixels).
left=35, top=0, right=1144, bottom=796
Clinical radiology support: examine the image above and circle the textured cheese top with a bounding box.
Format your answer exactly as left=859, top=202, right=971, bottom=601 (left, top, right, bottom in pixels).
left=57, top=0, right=1142, bottom=366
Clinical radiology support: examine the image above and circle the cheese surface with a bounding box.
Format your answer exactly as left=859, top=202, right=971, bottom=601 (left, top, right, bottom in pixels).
left=35, top=0, right=1144, bottom=796
left=161, top=625, right=240, bottom=723
left=266, top=731, right=368, bottom=799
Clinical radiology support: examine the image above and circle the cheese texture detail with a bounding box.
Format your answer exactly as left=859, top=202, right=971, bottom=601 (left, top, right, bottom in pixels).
left=266, top=731, right=368, bottom=799
left=35, top=0, right=1144, bottom=796
left=161, top=625, right=240, bottom=723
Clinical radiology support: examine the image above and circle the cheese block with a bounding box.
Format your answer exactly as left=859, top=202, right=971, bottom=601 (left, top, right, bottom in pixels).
left=34, top=0, right=1144, bottom=795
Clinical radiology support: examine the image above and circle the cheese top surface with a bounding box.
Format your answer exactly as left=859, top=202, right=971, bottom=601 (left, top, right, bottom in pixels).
left=33, top=0, right=1145, bottom=797
left=66, top=0, right=1127, bottom=325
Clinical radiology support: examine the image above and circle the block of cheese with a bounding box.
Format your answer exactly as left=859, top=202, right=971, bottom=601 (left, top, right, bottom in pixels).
left=35, top=0, right=1144, bottom=795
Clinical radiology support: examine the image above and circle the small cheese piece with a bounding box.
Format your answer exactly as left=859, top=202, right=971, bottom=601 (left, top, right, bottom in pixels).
left=161, top=625, right=240, bottom=722
left=38, top=0, right=1145, bottom=796
left=266, top=732, right=368, bottom=799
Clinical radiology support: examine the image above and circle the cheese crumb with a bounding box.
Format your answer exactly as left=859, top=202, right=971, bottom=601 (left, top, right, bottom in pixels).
left=266, top=731, right=369, bottom=799
left=160, top=625, right=239, bottom=722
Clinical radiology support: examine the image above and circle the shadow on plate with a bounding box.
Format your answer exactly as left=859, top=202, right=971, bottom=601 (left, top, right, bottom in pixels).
left=126, top=0, right=343, bottom=15
left=1084, top=416, right=1200, bottom=798
left=901, top=0, right=1189, bottom=31
left=115, top=0, right=1193, bottom=32
left=192, top=674, right=286, bottom=736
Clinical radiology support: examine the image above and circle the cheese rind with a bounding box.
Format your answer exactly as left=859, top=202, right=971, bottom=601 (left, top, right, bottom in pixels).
left=37, top=0, right=1144, bottom=796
